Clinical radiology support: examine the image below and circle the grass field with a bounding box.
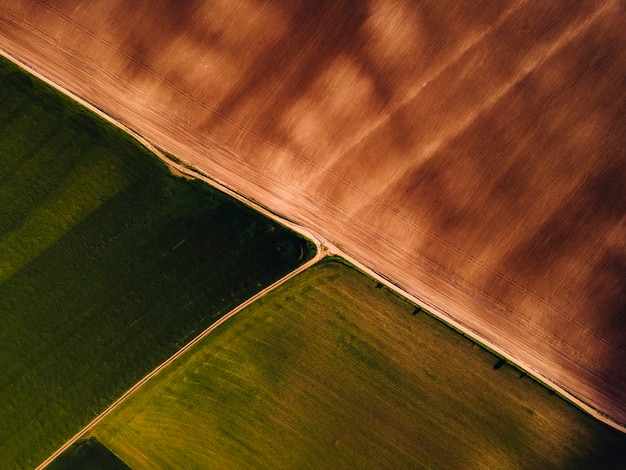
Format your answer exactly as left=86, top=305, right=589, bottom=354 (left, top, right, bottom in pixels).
left=47, top=438, right=129, bottom=470
left=69, top=259, right=626, bottom=469
left=0, top=56, right=314, bottom=469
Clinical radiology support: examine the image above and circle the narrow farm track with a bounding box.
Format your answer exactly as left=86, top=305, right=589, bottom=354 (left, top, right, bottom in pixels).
left=0, top=50, right=626, bottom=470
left=1, top=35, right=625, bottom=453
left=0, top=48, right=326, bottom=468
left=0, top=5, right=626, bottom=458
left=35, top=250, right=324, bottom=470
left=1, top=1, right=623, bottom=432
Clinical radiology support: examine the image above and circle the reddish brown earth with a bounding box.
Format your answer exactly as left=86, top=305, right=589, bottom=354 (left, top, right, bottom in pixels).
left=1, top=1, right=624, bottom=426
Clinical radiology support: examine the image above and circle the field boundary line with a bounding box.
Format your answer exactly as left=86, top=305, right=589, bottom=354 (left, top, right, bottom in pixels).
left=1, top=49, right=623, bottom=466
left=329, top=244, right=626, bottom=435
left=0, top=46, right=325, bottom=245
left=35, top=250, right=324, bottom=470
left=1, top=6, right=613, bottom=345
left=0, top=50, right=331, bottom=470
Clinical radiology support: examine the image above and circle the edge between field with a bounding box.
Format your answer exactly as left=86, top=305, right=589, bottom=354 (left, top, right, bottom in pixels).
left=0, top=48, right=622, bottom=470
left=34, top=248, right=324, bottom=470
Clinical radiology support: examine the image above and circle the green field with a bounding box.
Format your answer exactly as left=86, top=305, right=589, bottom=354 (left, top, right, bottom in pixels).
left=0, top=56, right=314, bottom=469
left=71, top=259, right=626, bottom=469
left=47, top=438, right=129, bottom=470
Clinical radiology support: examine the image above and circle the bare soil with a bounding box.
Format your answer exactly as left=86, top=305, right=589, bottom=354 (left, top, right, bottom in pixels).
left=1, top=0, right=624, bottom=425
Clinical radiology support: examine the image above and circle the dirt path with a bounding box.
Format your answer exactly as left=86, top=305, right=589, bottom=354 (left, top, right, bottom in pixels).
left=0, top=50, right=622, bottom=470
left=0, top=50, right=330, bottom=468
left=2, top=2, right=626, bottom=430
left=34, top=239, right=324, bottom=470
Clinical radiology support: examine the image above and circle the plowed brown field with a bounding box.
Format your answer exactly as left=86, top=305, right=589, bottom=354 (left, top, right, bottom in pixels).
left=1, top=1, right=624, bottom=426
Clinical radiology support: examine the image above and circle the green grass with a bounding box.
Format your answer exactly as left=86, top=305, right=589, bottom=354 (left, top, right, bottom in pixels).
left=84, top=259, right=626, bottom=469
left=46, top=438, right=130, bottom=470
left=0, top=56, right=314, bottom=469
